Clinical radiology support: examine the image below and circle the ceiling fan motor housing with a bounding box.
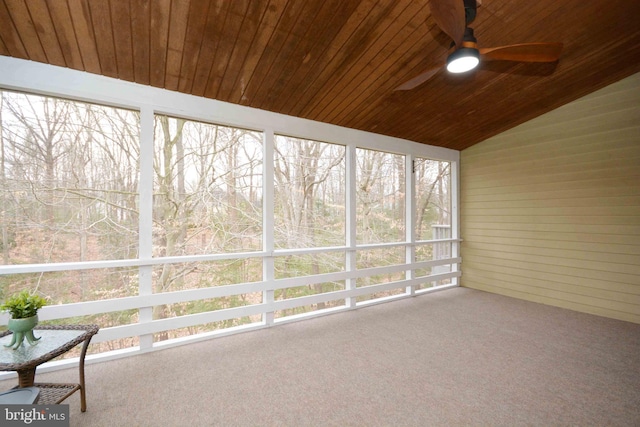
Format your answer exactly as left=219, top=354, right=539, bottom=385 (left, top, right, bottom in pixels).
left=448, top=27, right=479, bottom=73
left=464, top=0, right=477, bottom=24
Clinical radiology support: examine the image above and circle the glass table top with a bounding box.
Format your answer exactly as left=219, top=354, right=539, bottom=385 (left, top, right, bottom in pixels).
left=0, top=329, right=86, bottom=366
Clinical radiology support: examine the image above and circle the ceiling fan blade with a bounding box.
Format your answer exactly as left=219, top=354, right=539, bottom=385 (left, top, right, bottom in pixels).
left=394, top=66, right=443, bottom=91
left=480, top=42, right=564, bottom=62
left=430, top=0, right=466, bottom=47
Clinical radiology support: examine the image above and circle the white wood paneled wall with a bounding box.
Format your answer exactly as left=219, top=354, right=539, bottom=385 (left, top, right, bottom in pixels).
left=461, top=73, right=640, bottom=323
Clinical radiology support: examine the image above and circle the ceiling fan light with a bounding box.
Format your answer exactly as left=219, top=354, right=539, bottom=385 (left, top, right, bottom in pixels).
left=446, top=47, right=480, bottom=73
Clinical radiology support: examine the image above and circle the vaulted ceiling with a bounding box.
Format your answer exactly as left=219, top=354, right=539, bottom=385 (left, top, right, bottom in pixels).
left=1, top=0, right=639, bottom=150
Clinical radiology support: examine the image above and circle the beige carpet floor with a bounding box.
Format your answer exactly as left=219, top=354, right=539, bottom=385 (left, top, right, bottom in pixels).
left=2, top=287, right=639, bottom=426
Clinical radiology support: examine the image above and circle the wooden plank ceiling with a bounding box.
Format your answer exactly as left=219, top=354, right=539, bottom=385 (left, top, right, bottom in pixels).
left=0, top=0, right=639, bottom=150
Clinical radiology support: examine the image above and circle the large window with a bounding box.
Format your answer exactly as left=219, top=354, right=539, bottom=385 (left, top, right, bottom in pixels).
left=151, top=116, right=264, bottom=341
left=273, top=136, right=346, bottom=317
left=0, top=71, right=459, bottom=363
left=153, top=116, right=263, bottom=256
left=415, top=157, right=451, bottom=239
left=0, top=92, right=140, bottom=302
left=274, top=135, right=345, bottom=249
left=414, top=157, right=453, bottom=289
left=0, top=92, right=140, bottom=265
left=356, top=148, right=405, bottom=244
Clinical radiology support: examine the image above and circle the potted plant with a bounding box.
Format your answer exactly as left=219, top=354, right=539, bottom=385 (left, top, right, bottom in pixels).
left=1, top=290, right=48, bottom=350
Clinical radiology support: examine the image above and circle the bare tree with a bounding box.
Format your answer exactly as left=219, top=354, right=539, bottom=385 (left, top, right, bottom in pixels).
left=415, top=159, right=450, bottom=239
left=4, top=95, right=74, bottom=228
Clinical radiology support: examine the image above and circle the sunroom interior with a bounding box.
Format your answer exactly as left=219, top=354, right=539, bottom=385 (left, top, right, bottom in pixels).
left=0, top=0, right=639, bottom=425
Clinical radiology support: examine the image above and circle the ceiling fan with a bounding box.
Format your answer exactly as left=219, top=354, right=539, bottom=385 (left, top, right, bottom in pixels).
left=395, top=0, right=563, bottom=90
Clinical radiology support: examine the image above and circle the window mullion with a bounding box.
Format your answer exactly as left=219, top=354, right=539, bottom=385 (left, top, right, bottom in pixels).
left=263, top=128, right=275, bottom=325
left=138, top=106, right=154, bottom=349
left=405, top=155, right=415, bottom=296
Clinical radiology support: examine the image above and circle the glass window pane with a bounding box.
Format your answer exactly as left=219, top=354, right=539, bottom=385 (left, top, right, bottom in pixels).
left=0, top=91, right=140, bottom=264
left=274, top=298, right=345, bottom=319
left=414, top=158, right=451, bottom=240
left=356, top=149, right=405, bottom=244
left=1, top=267, right=139, bottom=304
left=153, top=116, right=263, bottom=255
left=273, top=135, right=345, bottom=248
left=356, top=246, right=406, bottom=302
left=151, top=259, right=263, bottom=342
left=152, top=259, right=262, bottom=293
left=274, top=252, right=345, bottom=280
left=154, top=317, right=260, bottom=343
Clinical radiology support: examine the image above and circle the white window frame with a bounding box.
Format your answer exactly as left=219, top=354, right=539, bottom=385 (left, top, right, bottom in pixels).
left=0, top=56, right=460, bottom=373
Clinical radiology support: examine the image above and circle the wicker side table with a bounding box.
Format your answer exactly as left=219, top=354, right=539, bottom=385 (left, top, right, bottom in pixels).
left=0, top=324, right=99, bottom=412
